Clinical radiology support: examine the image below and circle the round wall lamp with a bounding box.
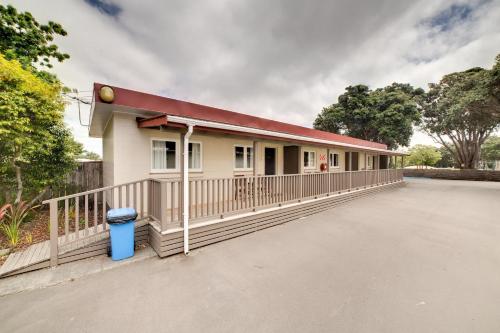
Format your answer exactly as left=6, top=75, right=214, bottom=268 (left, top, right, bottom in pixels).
left=99, top=86, right=115, bottom=103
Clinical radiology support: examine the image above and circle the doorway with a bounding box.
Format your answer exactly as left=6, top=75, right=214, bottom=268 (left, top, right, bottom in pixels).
left=265, top=147, right=276, bottom=175
left=345, top=152, right=359, bottom=171
left=283, top=146, right=299, bottom=174
left=351, top=152, right=359, bottom=171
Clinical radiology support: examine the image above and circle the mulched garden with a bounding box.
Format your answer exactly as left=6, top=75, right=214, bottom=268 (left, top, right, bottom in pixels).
left=0, top=209, right=51, bottom=265
left=0, top=207, right=105, bottom=266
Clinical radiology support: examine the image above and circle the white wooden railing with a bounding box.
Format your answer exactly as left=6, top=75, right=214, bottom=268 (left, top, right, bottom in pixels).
left=43, top=179, right=151, bottom=267
left=44, top=169, right=403, bottom=266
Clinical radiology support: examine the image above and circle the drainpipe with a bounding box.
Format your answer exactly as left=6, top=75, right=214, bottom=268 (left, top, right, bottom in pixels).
left=183, top=124, right=194, bottom=255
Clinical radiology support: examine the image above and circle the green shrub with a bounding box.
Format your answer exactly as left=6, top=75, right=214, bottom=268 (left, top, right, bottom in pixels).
left=0, top=202, right=37, bottom=247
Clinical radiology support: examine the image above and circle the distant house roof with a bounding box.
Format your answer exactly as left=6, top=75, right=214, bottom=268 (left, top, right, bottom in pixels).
left=90, top=83, right=389, bottom=151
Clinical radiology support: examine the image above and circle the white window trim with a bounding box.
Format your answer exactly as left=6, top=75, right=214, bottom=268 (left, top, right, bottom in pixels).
left=234, top=144, right=254, bottom=171
left=329, top=152, right=340, bottom=168
left=150, top=138, right=180, bottom=173
left=188, top=141, right=203, bottom=172
left=304, top=150, right=317, bottom=169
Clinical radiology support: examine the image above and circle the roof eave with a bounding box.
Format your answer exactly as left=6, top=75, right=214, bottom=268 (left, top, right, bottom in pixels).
left=167, top=115, right=404, bottom=155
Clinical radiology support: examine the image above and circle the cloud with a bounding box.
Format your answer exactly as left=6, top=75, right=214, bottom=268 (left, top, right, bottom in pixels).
left=5, top=0, right=500, bottom=154
left=424, top=3, right=475, bottom=32
left=83, top=0, right=122, bottom=17
left=423, top=0, right=495, bottom=33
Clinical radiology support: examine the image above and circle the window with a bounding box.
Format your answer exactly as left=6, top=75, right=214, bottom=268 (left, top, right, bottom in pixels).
left=246, top=147, right=253, bottom=169
left=188, top=142, right=202, bottom=171
left=152, top=139, right=177, bottom=171
left=303, top=151, right=316, bottom=168
left=234, top=145, right=253, bottom=170
left=329, top=153, right=339, bottom=168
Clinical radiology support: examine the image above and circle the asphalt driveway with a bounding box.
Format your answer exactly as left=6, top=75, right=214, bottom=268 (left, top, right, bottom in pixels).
left=1, top=178, right=499, bottom=333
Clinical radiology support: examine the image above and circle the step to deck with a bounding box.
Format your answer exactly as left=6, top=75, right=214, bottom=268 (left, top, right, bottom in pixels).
left=0, top=221, right=150, bottom=278
left=0, top=242, right=50, bottom=278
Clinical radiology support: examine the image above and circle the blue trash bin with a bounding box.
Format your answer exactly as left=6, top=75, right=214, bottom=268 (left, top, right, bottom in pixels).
left=106, top=208, right=138, bottom=261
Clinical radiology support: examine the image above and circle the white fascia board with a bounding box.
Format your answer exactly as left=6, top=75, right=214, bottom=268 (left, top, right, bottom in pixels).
left=167, top=115, right=403, bottom=155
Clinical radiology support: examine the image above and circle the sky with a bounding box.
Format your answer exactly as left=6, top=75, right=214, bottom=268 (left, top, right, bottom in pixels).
left=6, top=0, right=500, bottom=155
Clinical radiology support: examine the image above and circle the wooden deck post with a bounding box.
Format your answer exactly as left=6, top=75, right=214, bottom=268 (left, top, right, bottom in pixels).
left=349, top=152, right=352, bottom=191
left=49, top=200, right=58, bottom=267
left=180, top=132, right=185, bottom=226
left=327, top=171, right=331, bottom=194
left=160, top=181, right=168, bottom=231
left=377, top=154, right=380, bottom=185
left=392, top=156, right=396, bottom=182
left=401, top=156, right=405, bottom=180
left=326, top=149, right=330, bottom=173
left=299, top=174, right=303, bottom=201
left=364, top=152, right=367, bottom=188
left=298, top=146, right=304, bottom=201
left=253, top=141, right=257, bottom=210
left=147, top=180, right=152, bottom=217
left=326, top=149, right=331, bottom=194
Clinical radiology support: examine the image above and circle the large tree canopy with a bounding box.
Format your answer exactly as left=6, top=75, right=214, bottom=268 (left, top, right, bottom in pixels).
left=0, top=54, right=81, bottom=205
left=407, top=145, right=442, bottom=168
left=0, top=5, right=78, bottom=206
left=0, top=4, right=69, bottom=69
left=314, top=83, right=423, bottom=149
left=419, top=54, right=500, bottom=169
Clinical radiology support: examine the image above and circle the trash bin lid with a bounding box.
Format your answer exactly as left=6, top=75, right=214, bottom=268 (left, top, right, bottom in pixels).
left=106, top=207, right=138, bottom=224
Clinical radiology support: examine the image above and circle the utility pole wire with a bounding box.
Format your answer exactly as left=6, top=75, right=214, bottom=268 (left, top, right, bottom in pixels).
left=63, top=90, right=91, bottom=126
left=63, top=93, right=91, bottom=105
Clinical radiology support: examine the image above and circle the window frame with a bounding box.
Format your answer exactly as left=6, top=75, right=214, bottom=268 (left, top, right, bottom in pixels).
left=303, top=150, right=317, bottom=169
left=188, top=141, right=203, bottom=172
left=150, top=138, right=180, bottom=173
left=233, top=144, right=254, bottom=171
left=329, top=152, right=340, bottom=168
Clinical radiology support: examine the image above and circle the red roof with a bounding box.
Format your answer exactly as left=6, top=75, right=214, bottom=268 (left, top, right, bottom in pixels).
left=93, top=83, right=388, bottom=150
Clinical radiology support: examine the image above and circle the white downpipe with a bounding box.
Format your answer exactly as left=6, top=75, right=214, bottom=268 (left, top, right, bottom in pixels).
left=183, top=124, right=194, bottom=255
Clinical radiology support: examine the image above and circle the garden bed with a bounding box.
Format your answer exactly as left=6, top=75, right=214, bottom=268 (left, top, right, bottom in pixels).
left=0, top=209, right=50, bottom=265
left=0, top=207, right=105, bottom=265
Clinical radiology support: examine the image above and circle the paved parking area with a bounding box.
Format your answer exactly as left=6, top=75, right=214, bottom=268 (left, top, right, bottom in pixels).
left=0, top=178, right=499, bottom=333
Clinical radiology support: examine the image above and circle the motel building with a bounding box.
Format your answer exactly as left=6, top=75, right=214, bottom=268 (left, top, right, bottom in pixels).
left=0, top=83, right=406, bottom=277
left=85, top=83, right=405, bottom=257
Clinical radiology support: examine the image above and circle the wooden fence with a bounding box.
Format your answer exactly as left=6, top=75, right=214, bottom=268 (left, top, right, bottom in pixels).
left=65, top=161, right=103, bottom=192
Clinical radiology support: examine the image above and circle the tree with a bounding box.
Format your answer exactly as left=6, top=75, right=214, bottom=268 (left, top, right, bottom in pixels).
left=419, top=54, right=500, bottom=169
left=314, top=83, right=423, bottom=149
left=407, top=145, right=441, bottom=168
left=0, top=55, right=81, bottom=205
left=0, top=4, right=69, bottom=69
left=481, top=135, right=500, bottom=169
left=481, top=135, right=500, bottom=161
left=0, top=5, right=78, bottom=206
left=435, top=146, right=457, bottom=168
left=78, top=150, right=101, bottom=160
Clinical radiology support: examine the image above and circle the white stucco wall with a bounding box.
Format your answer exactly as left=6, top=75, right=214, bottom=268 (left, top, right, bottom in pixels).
left=102, top=117, right=114, bottom=187
left=101, top=112, right=383, bottom=186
